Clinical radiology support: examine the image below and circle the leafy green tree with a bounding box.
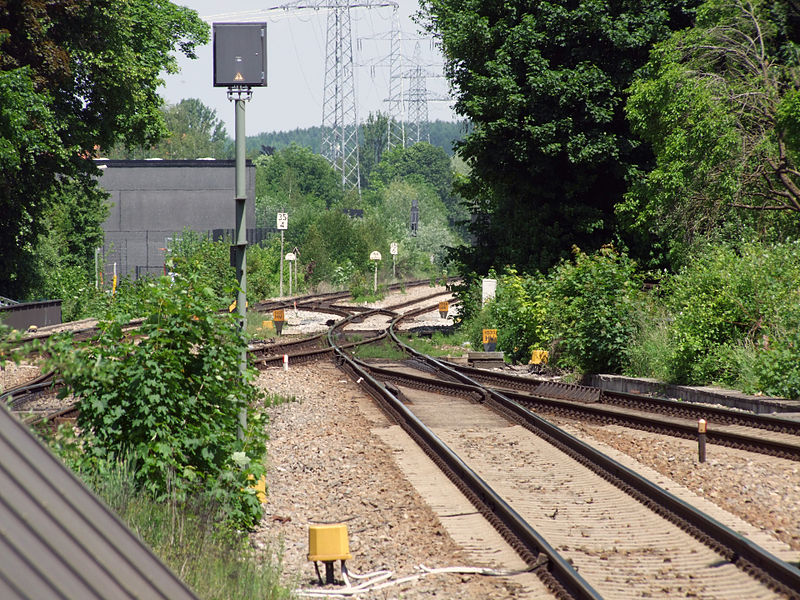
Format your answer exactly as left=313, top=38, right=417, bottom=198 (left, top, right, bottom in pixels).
left=419, top=0, right=697, bottom=275
left=359, top=111, right=391, bottom=188
left=368, top=179, right=460, bottom=275
left=31, top=175, right=109, bottom=316
left=0, top=1, right=207, bottom=298
left=107, top=98, right=230, bottom=159
left=622, top=0, right=800, bottom=263
left=256, top=144, right=344, bottom=213
left=0, top=66, right=67, bottom=296
left=369, top=142, right=455, bottom=207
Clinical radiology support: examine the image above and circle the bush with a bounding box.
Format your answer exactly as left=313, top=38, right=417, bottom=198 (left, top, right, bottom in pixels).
left=663, top=240, right=800, bottom=385
left=546, top=245, right=643, bottom=373
left=483, top=269, right=551, bottom=364
left=748, top=331, right=800, bottom=399
left=457, top=246, right=643, bottom=372
left=43, top=266, right=267, bottom=528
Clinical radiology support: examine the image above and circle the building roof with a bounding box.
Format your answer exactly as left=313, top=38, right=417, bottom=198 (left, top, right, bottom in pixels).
left=0, top=406, right=199, bottom=599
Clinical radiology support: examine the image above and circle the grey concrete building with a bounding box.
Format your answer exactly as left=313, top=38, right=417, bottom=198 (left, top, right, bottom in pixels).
left=96, top=159, right=256, bottom=280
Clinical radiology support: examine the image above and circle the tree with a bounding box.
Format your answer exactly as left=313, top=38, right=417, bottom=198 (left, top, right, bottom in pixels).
left=622, top=0, right=800, bottom=260
left=0, top=66, right=68, bottom=295
left=359, top=111, right=391, bottom=188
left=106, top=98, right=230, bottom=159
left=418, top=0, right=697, bottom=276
left=256, top=144, right=344, bottom=212
left=369, top=142, right=457, bottom=210
left=0, top=1, right=207, bottom=298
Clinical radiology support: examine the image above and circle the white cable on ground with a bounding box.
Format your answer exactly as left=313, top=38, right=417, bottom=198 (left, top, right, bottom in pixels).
left=295, top=563, right=532, bottom=597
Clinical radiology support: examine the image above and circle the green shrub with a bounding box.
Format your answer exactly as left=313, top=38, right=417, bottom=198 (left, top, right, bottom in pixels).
left=547, top=245, right=643, bottom=373
left=484, top=269, right=551, bottom=364
left=749, top=331, right=800, bottom=399
left=664, top=240, right=800, bottom=385
left=43, top=266, right=267, bottom=528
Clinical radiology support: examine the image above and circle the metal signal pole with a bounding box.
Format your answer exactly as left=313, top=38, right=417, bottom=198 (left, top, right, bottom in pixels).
left=231, top=87, right=251, bottom=438
left=214, top=22, right=267, bottom=439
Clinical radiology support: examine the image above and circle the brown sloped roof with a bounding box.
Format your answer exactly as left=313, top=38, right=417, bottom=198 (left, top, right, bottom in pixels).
left=0, top=406, right=199, bottom=599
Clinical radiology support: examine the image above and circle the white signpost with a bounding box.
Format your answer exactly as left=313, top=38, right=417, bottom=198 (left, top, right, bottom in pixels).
left=285, top=252, right=296, bottom=295
left=482, top=278, right=497, bottom=305
left=389, top=242, right=398, bottom=280
left=277, top=212, right=288, bottom=296
left=276, top=212, right=288, bottom=230
left=370, top=250, right=382, bottom=293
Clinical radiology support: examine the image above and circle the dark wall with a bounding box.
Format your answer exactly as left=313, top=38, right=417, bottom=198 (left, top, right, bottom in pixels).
left=0, top=299, right=62, bottom=330
left=96, top=159, right=256, bottom=279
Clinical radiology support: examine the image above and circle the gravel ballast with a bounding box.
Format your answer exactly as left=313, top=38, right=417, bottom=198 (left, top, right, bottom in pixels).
left=254, top=362, right=528, bottom=599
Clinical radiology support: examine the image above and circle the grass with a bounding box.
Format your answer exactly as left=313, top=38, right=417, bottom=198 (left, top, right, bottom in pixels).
left=350, top=339, right=408, bottom=360
left=246, top=311, right=281, bottom=340
left=83, top=460, right=295, bottom=600
left=398, top=330, right=470, bottom=358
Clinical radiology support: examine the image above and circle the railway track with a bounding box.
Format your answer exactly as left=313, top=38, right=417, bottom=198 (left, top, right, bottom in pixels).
left=3, top=282, right=455, bottom=422
left=321, top=316, right=800, bottom=599
left=359, top=363, right=800, bottom=462
left=7, top=283, right=800, bottom=597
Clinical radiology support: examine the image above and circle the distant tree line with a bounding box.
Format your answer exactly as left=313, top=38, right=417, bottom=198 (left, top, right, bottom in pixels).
left=247, top=119, right=471, bottom=157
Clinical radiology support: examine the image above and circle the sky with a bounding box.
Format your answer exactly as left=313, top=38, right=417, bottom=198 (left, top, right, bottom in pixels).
left=161, top=1, right=457, bottom=137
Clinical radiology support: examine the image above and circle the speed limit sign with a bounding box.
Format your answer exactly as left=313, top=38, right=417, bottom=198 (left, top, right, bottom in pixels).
left=276, top=212, right=288, bottom=230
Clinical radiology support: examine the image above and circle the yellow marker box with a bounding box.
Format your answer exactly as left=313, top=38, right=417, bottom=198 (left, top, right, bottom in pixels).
left=307, top=524, right=352, bottom=562
left=530, top=349, right=549, bottom=365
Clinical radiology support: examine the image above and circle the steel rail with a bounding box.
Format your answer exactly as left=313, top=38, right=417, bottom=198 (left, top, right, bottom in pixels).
left=329, top=328, right=603, bottom=600
left=437, top=359, right=800, bottom=437
left=505, top=390, right=800, bottom=461
left=387, top=322, right=800, bottom=599
left=355, top=363, right=800, bottom=462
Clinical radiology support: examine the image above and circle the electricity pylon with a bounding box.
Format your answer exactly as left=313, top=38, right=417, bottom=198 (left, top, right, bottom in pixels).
left=400, top=41, right=450, bottom=146
left=357, top=10, right=405, bottom=150
left=321, top=2, right=360, bottom=191
left=385, top=9, right=404, bottom=150
left=406, top=42, right=429, bottom=144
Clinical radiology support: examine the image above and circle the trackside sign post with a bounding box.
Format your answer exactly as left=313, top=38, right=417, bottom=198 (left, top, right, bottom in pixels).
left=482, top=328, right=498, bottom=351
left=370, top=251, right=381, bottom=293
left=390, top=242, right=398, bottom=280
left=214, top=21, right=267, bottom=439
left=277, top=212, right=288, bottom=297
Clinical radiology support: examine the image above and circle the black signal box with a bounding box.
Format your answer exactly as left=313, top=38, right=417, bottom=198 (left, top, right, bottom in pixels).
left=213, top=23, right=267, bottom=87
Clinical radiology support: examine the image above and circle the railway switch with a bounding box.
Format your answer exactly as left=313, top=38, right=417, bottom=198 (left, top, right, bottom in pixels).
left=308, top=524, right=352, bottom=584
